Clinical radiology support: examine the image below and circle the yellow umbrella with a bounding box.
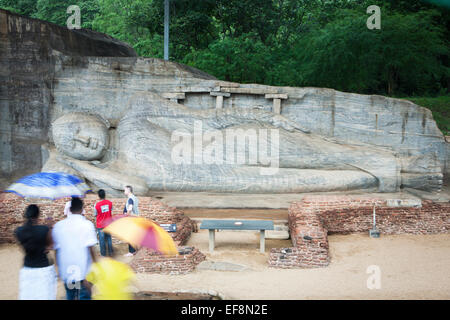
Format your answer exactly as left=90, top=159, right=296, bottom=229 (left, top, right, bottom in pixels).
left=86, top=257, right=136, bottom=300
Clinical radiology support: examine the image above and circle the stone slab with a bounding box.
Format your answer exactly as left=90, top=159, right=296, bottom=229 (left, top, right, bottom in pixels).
left=221, top=87, right=278, bottom=95
left=200, top=219, right=274, bottom=230
left=210, top=91, right=231, bottom=97
left=197, top=261, right=251, bottom=272
left=266, top=225, right=290, bottom=240
left=150, top=191, right=425, bottom=209
left=265, top=93, right=288, bottom=99
left=162, top=92, right=186, bottom=99
left=386, top=198, right=422, bottom=208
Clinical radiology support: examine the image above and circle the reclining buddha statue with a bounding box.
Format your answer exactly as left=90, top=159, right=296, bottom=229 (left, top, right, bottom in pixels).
left=43, top=93, right=442, bottom=195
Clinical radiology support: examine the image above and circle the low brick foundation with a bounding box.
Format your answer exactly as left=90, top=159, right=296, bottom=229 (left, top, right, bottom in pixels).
left=0, top=192, right=196, bottom=246
left=269, top=195, right=450, bottom=269
left=130, top=246, right=206, bottom=275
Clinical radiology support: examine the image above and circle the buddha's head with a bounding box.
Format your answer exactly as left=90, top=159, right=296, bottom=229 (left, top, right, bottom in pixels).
left=52, top=113, right=109, bottom=160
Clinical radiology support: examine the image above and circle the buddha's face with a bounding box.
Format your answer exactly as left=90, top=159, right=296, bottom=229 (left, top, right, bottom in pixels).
left=52, top=113, right=109, bottom=161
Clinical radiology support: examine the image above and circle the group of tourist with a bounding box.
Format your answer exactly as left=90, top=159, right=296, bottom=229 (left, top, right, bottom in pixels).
left=14, top=185, right=138, bottom=300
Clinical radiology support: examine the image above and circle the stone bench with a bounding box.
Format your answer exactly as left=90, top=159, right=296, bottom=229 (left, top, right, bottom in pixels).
left=200, top=219, right=274, bottom=253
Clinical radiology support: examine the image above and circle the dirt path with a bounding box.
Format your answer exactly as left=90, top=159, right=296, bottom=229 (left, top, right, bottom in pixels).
left=1, top=232, right=449, bottom=300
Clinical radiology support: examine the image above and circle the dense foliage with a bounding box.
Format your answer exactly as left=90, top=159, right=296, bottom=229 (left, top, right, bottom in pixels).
left=1, top=0, right=448, bottom=97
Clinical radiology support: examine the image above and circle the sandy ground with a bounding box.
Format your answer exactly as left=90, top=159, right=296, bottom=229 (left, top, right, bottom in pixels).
left=1, top=231, right=449, bottom=300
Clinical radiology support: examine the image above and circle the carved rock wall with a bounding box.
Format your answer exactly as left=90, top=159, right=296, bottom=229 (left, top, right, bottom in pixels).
left=0, top=9, right=448, bottom=191
left=49, top=57, right=448, bottom=181
left=0, top=9, right=136, bottom=184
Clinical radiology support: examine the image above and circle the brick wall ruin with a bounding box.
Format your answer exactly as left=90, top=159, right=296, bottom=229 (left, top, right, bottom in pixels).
left=0, top=192, right=196, bottom=246
left=130, top=246, right=206, bottom=275
left=269, top=195, right=450, bottom=269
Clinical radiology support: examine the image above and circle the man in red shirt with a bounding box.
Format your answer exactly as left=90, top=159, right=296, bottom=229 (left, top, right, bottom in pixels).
left=93, top=189, right=113, bottom=257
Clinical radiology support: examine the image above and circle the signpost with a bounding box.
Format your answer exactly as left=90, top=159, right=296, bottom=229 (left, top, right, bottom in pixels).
left=160, top=223, right=177, bottom=232
left=164, top=0, right=169, bottom=60
left=369, top=205, right=380, bottom=238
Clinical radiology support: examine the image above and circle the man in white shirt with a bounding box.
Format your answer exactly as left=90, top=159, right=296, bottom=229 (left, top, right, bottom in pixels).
left=64, top=196, right=86, bottom=216
left=52, top=197, right=97, bottom=300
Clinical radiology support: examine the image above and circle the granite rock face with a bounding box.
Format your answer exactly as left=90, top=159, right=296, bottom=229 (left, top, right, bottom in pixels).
left=0, top=9, right=136, bottom=184
left=0, top=9, right=448, bottom=195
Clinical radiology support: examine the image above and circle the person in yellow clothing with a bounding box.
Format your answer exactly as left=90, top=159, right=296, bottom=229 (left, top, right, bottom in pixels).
left=85, top=257, right=136, bottom=300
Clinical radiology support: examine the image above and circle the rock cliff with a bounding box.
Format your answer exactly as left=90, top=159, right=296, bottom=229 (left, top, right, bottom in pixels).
left=1, top=9, right=448, bottom=193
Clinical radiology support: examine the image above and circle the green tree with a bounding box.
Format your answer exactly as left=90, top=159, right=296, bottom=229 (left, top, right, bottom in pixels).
left=1, top=0, right=448, bottom=96
left=91, top=0, right=218, bottom=59
left=0, top=0, right=37, bottom=16
left=288, top=9, right=448, bottom=95
left=214, top=0, right=278, bottom=43
left=184, top=33, right=272, bottom=83
left=34, top=0, right=99, bottom=29
left=91, top=0, right=161, bottom=57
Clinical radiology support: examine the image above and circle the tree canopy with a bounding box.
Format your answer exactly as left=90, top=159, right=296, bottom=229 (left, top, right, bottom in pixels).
left=1, top=0, right=448, bottom=96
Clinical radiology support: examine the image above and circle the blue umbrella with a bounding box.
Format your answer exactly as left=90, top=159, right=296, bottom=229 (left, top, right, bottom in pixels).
left=5, top=172, right=90, bottom=200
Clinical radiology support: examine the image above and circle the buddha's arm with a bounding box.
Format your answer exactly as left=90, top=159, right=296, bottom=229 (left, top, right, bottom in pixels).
left=57, top=156, right=149, bottom=195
